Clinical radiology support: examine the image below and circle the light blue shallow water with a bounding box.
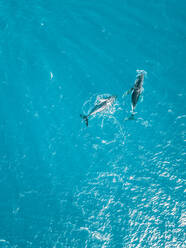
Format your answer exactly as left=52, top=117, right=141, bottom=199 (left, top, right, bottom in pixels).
left=0, top=0, right=185, bottom=247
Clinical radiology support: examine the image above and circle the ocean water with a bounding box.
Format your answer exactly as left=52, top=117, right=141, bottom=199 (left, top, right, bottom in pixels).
left=0, top=0, right=185, bottom=247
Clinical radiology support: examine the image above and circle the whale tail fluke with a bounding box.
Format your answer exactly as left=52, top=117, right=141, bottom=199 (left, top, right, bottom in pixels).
left=129, top=113, right=135, bottom=120
left=80, top=114, right=88, bottom=127
left=124, top=113, right=135, bottom=121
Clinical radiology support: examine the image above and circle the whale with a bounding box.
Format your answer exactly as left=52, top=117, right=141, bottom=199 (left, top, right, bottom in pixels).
left=123, top=70, right=146, bottom=114
left=131, top=71, right=144, bottom=112
left=80, top=95, right=117, bottom=126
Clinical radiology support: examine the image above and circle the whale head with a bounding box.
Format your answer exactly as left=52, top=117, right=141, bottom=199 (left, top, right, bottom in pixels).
left=135, top=70, right=146, bottom=88
left=135, top=74, right=144, bottom=89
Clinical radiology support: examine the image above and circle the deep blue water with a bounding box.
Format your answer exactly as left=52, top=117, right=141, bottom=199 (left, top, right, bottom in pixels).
left=0, top=0, right=185, bottom=247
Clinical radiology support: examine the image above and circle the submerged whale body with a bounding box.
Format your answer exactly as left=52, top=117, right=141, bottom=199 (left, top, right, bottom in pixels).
left=131, top=72, right=144, bottom=112
left=80, top=95, right=116, bottom=127
left=123, top=70, right=146, bottom=114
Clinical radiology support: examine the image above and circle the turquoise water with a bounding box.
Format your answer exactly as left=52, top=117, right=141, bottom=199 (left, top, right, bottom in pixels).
left=0, top=0, right=185, bottom=247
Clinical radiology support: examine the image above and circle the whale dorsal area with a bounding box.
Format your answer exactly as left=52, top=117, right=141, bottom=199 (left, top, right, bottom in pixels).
left=97, top=97, right=106, bottom=103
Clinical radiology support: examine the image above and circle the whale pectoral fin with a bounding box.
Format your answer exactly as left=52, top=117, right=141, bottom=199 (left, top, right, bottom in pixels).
left=140, top=95, right=144, bottom=102
left=122, top=88, right=133, bottom=98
